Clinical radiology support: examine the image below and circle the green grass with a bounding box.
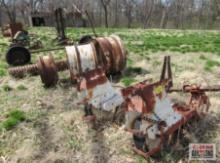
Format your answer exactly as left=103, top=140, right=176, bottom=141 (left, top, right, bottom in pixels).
left=0, top=109, right=25, bottom=130
left=2, top=84, right=13, bottom=92
left=204, top=59, right=220, bottom=71
left=121, top=77, right=137, bottom=86
left=16, top=84, right=27, bottom=91
left=0, top=62, right=7, bottom=77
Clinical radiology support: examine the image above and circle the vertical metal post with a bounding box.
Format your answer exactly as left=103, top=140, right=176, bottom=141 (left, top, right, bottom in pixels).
left=55, top=8, right=66, bottom=41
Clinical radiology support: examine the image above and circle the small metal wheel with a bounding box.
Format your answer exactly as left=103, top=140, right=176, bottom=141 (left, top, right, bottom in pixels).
left=132, top=117, right=162, bottom=159
left=6, top=46, right=31, bottom=66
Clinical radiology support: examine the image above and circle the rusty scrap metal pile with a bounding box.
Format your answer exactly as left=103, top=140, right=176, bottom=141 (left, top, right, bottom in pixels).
left=8, top=36, right=220, bottom=159
left=2, top=8, right=71, bottom=66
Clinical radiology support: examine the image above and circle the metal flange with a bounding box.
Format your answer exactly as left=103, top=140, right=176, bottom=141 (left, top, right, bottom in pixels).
left=37, top=55, right=59, bottom=87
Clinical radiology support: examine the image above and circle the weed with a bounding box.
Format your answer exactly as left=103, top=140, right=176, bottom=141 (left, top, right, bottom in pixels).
left=2, top=85, right=13, bottom=92
left=204, top=59, right=220, bottom=71
left=0, top=109, right=25, bottom=130
left=8, top=110, right=26, bottom=121
left=127, top=58, right=133, bottom=66
left=17, top=84, right=27, bottom=91
left=121, top=77, right=137, bottom=86
left=199, top=55, right=207, bottom=60
left=0, top=68, right=6, bottom=77
left=68, top=137, right=81, bottom=150
left=126, top=67, right=142, bottom=74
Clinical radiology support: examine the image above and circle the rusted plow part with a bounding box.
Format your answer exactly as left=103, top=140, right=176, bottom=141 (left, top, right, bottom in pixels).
left=8, top=55, right=68, bottom=87
left=2, top=23, right=23, bottom=38
left=160, top=55, right=172, bottom=89
left=169, top=84, right=220, bottom=92
left=76, top=55, right=220, bottom=159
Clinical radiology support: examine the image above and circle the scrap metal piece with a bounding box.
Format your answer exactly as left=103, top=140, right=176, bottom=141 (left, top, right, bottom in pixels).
left=94, top=35, right=127, bottom=74
left=2, top=23, right=23, bottom=38
left=8, top=35, right=126, bottom=88
left=77, top=68, right=124, bottom=112
left=37, top=55, right=59, bottom=87
left=66, top=35, right=127, bottom=81
left=55, top=8, right=70, bottom=45
left=160, top=56, right=173, bottom=89
left=75, top=56, right=219, bottom=159
left=6, top=46, right=31, bottom=66
left=8, top=55, right=68, bottom=87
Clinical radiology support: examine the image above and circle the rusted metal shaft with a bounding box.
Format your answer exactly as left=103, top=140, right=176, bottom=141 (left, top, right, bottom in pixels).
left=9, top=63, right=39, bottom=77
left=169, top=85, right=220, bottom=93
left=9, top=60, right=68, bottom=77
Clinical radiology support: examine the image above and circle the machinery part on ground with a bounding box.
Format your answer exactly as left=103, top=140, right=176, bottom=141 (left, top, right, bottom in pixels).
left=2, top=23, right=23, bottom=38
left=77, top=68, right=124, bottom=112
left=11, top=30, right=43, bottom=50
left=12, top=30, right=30, bottom=47
left=93, top=35, right=127, bottom=74
left=55, top=8, right=69, bottom=45
left=66, top=35, right=127, bottom=81
left=9, top=35, right=127, bottom=86
left=75, top=56, right=220, bottom=159
left=6, top=46, right=31, bottom=66
left=8, top=55, right=68, bottom=87
left=160, top=55, right=172, bottom=89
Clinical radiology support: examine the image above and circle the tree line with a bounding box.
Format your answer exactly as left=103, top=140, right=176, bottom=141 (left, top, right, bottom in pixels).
left=0, top=0, right=220, bottom=29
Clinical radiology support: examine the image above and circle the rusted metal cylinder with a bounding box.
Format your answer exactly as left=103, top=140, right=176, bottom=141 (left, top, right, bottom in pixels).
left=94, top=35, right=127, bottom=74
left=65, top=35, right=127, bottom=81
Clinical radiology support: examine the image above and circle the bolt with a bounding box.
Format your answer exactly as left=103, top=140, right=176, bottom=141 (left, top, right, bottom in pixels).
left=9, top=55, right=68, bottom=87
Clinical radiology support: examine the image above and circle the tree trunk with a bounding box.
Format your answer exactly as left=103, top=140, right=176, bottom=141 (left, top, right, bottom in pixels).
left=104, top=6, right=108, bottom=28
left=160, top=7, right=168, bottom=28
left=0, top=8, right=2, bottom=27
left=114, top=0, right=119, bottom=27
left=143, top=0, right=154, bottom=29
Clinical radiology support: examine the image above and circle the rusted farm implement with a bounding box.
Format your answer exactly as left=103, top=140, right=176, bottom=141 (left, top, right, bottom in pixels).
left=75, top=56, right=220, bottom=159
left=7, top=32, right=220, bottom=159
left=8, top=35, right=126, bottom=87
left=3, top=8, right=72, bottom=66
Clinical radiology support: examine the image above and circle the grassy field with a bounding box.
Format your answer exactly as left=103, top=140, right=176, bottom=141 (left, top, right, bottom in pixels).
left=0, top=28, right=220, bottom=163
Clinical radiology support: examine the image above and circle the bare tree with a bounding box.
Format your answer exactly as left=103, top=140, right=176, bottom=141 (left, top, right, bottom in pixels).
left=0, top=0, right=17, bottom=23
left=123, top=0, right=135, bottom=28
left=140, top=0, right=155, bottom=29
left=160, top=0, right=171, bottom=28
left=114, top=0, right=119, bottom=27
left=100, top=0, right=111, bottom=28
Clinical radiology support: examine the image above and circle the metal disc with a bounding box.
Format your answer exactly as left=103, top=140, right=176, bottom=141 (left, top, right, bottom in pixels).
left=6, top=46, right=31, bottom=66
left=37, top=55, right=58, bottom=87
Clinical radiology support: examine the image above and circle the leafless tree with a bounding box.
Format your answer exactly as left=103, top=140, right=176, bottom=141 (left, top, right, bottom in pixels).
left=1, top=0, right=220, bottom=29
left=123, top=0, right=136, bottom=28
left=0, top=0, right=17, bottom=23
left=160, top=0, right=171, bottom=28
left=141, top=0, right=155, bottom=28
left=100, top=0, right=111, bottom=28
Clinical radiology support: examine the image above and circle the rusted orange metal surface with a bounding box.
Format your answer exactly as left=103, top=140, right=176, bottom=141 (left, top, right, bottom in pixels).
left=2, top=23, right=23, bottom=38
left=76, top=55, right=220, bottom=159
left=9, top=35, right=127, bottom=87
